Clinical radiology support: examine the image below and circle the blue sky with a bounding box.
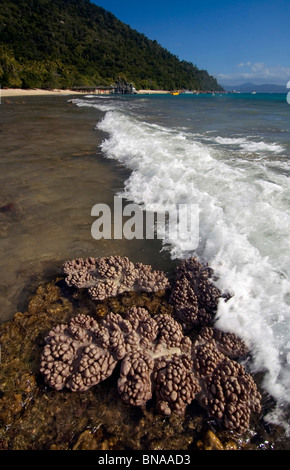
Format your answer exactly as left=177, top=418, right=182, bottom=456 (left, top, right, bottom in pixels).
left=92, top=0, right=290, bottom=86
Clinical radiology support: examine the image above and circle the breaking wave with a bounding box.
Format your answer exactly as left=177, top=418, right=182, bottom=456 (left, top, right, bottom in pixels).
left=74, top=95, right=290, bottom=431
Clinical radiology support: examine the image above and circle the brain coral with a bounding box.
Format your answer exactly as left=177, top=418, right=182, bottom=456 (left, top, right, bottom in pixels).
left=62, top=255, right=170, bottom=301
left=40, top=307, right=261, bottom=434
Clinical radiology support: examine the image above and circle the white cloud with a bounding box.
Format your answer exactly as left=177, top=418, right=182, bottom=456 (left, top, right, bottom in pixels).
left=251, top=62, right=266, bottom=72
left=237, top=61, right=252, bottom=68
left=217, top=63, right=290, bottom=85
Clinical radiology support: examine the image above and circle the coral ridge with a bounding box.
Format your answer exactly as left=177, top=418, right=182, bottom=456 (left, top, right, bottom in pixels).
left=63, top=255, right=170, bottom=301
left=41, top=307, right=261, bottom=433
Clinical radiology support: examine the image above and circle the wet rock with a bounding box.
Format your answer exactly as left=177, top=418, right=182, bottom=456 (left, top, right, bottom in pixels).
left=0, top=394, right=23, bottom=424
left=197, top=430, right=224, bottom=450
left=72, top=430, right=100, bottom=450
left=224, top=439, right=238, bottom=450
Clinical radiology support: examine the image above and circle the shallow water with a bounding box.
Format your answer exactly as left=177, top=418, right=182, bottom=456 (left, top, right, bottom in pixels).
left=0, top=96, right=174, bottom=322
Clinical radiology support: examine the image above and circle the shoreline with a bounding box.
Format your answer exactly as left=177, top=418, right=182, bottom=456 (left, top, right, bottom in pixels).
left=0, top=88, right=171, bottom=97
left=0, top=88, right=89, bottom=97
left=136, top=89, right=170, bottom=94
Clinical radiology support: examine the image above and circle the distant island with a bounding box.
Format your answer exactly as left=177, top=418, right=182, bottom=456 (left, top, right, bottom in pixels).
left=223, top=82, right=287, bottom=93
left=0, top=0, right=223, bottom=92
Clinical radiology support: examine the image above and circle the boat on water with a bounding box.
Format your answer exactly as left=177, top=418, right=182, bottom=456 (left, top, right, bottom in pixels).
left=170, top=91, right=179, bottom=95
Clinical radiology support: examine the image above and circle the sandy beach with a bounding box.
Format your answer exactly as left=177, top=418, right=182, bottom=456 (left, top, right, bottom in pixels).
left=0, top=88, right=170, bottom=98
left=1, top=88, right=170, bottom=97
left=0, top=88, right=89, bottom=97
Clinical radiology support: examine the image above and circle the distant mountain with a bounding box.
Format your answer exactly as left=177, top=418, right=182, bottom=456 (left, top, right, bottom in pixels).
left=0, top=0, right=223, bottom=91
left=223, top=82, right=287, bottom=93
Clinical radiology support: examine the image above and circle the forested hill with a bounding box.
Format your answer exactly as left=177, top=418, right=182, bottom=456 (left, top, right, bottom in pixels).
left=0, top=0, right=223, bottom=91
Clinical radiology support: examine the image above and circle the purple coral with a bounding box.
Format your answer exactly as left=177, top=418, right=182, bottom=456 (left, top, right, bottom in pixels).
left=153, top=354, right=200, bottom=416
left=198, top=356, right=261, bottom=433
left=40, top=308, right=198, bottom=416
left=197, top=326, right=248, bottom=359
left=62, top=255, right=170, bottom=301
left=40, top=308, right=261, bottom=433
left=40, top=314, right=118, bottom=391
left=192, top=327, right=261, bottom=433
left=118, top=350, right=154, bottom=407
left=170, top=257, right=223, bottom=327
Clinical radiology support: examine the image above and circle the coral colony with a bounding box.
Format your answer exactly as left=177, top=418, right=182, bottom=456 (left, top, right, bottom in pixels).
left=62, top=255, right=170, bottom=301
left=170, top=257, right=223, bottom=328
left=40, top=256, right=261, bottom=434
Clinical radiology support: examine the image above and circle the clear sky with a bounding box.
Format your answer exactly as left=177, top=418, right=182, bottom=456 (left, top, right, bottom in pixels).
left=91, top=0, right=290, bottom=86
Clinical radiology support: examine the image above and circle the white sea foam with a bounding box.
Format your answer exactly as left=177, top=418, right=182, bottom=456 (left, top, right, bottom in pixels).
left=72, top=98, right=119, bottom=112
left=75, top=98, right=290, bottom=429
left=72, top=97, right=142, bottom=113
left=214, top=135, right=284, bottom=153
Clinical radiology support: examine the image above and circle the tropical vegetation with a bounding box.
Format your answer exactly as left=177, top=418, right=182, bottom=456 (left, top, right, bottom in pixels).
left=0, top=0, right=223, bottom=91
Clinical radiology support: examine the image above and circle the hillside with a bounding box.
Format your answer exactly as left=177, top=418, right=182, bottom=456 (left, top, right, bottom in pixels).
left=223, top=82, right=287, bottom=93
left=0, top=0, right=223, bottom=91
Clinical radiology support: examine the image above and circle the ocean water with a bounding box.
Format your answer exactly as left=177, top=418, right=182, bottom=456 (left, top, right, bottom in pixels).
left=1, top=92, right=290, bottom=438
left=0, top=95, right=173, bottom=322
left=73, top=92, right=290, bottom=431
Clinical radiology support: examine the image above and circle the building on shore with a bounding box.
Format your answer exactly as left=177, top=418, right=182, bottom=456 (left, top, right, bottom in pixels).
left=70, top=80, right=137, bottom=95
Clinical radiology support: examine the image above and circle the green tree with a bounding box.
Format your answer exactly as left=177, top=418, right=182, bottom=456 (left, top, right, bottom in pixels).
left=0, top=0, right=223, bottom=91
left=0, top=45, right=22, bottom=87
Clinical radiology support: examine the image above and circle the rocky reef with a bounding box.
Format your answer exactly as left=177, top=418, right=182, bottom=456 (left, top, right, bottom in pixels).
left=45, top=255, right=261, bottom=434
left=40, top=305, right=261, bottom=434
left=0, top=255, right=284, bottom=450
